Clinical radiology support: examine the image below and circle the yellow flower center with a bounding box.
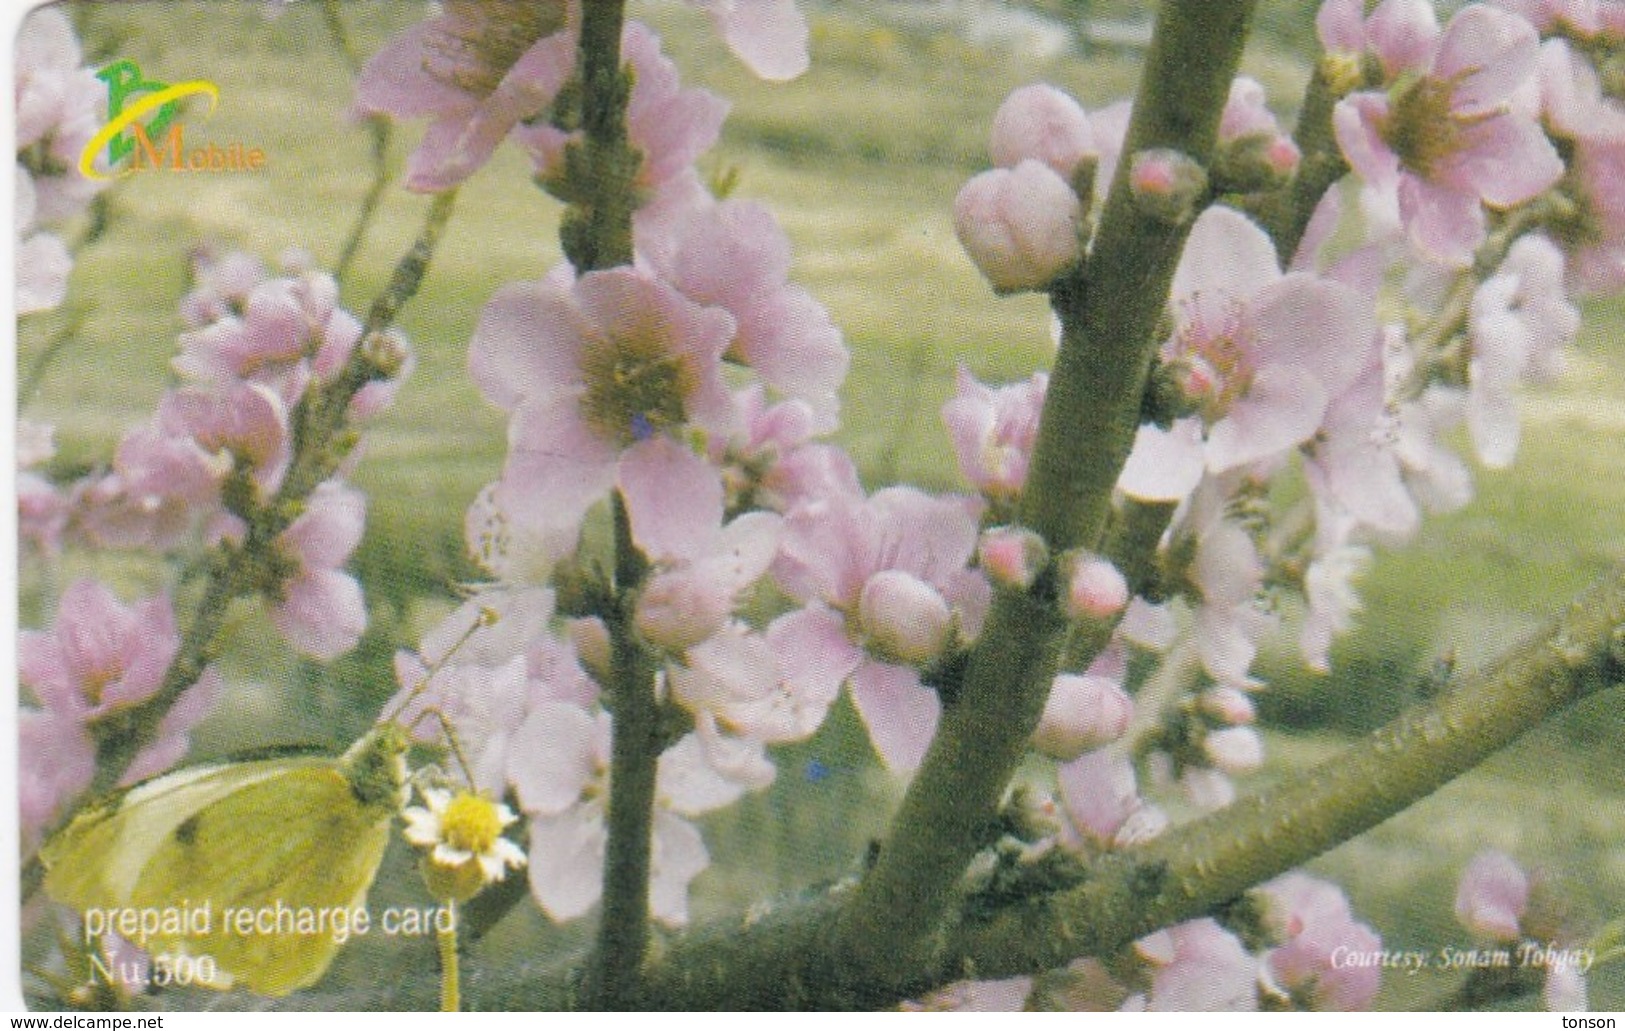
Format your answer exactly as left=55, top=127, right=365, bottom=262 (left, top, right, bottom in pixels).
left=1381, top=74, right=1496, bottom=181
left=440, top=793, right=503, bottom=856
left=579, top=329, right=694, bottom=446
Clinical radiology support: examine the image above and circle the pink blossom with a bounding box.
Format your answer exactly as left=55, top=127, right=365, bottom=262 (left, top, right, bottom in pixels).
left=977, top=526, right=1047, bottom=590
left=464, top=481, right=581, bottom=583
left=1303, top=355, right=1422, bottom=542
left=623, top=438, right=783, bottom=652
left=518, top=23, right=729, bottom=200
left=1467, top=235, right=1578, bottom=466
left=353, top=1, right=576, bottom=192
left=989, top=84, right=1096, bottom=181
left=709, top=386, right=861, bottom=515
left=772, top=487, right=988, bottom=770
left=954, top=160, right=1084, bottom=293
left=1066, top=553, right=1130, bottom=621
left=16, top=170, right=73, bottom=316
left=1032, top=665, right=1133, bottom=761
left=1135, top=918, right=1260, bottom=1011
left=270, top=480, right=367, bottom=660
left=1494, top=0, right=1605, bottom=35
left=1318, top=0, right=1442, bottom=77
left=20, top=580, right=180, bottom=721
left=665, top=616, right=843, bottom=776
left=941, top=366, right=1047, bottom=502
left=1204, top=725, right=1264, bottom=774
left=646, top=199, right=848, bottom=429
left=1218, top=77, right=1301, bottom=185
left=18, top=421, right=67, bottom=553
left=179, top=249, right=270, bottom=328
left=163, top=383, right=292, bottom=498
left=1153, top=205, right=1376, bottom=480
left=1258, top=872, right=1384, bottom=1010
left=471, top=264, right=736, bottom=541
left=622, top=23, right=731, bottom=195
left=509, top=705, right=743, bottom=926
left=1535, top=39, right=1625, bottom=293
left=1334, top=4, right=1564, bottom=265
left=1200, top=686, right=1257, bottom=725
left=1455, top=849, right=1530, bottom=940
left=683, top=0, right=809, bottom=81
left=1057, top=748, right=1167, bottom=849
left=1300, top=541, right=1373, bottom=672
left=19, top=708, right=95, bottom=845
left=1184, top=482, right=1273, bottom=689
left=15, top=6, right=105, bottom=223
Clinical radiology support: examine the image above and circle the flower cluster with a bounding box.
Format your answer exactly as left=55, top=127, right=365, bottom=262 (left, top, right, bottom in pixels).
left=19, top=581, right=220, bottom=847
left=944, top=0, right=1615, bottom=820
left=15, top=5, right=105, bottom=314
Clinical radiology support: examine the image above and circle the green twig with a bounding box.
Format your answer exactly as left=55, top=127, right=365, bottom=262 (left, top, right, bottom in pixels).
left=82, top=191, right=459, bottom=798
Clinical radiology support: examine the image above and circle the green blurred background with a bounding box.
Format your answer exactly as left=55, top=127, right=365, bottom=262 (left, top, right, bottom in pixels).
left=16, top=0, right=1623, bottom=1010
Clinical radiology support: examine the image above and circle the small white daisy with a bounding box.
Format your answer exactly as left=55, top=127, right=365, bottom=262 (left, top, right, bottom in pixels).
left=403, top=787, right=526, bottom=898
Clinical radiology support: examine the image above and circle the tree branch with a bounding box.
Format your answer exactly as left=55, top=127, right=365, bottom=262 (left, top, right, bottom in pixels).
left=619, top=563, right=1625, bottom=1008
left=828, top=0, right=1260, bottom=991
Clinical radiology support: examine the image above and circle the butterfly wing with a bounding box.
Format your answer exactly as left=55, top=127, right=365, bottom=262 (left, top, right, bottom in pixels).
left=129, top=763, right=394, bottom=997
left=42, top=759, right=307, bottom=913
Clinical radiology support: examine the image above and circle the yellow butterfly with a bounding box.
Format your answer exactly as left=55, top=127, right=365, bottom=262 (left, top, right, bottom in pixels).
left=40, top=723, right=410, bottom=998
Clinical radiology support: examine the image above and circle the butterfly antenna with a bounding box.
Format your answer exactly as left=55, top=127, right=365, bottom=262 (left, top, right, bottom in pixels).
left=402, top=705, right=478, bottom=791
left=379, top=605, right=503, bottom=726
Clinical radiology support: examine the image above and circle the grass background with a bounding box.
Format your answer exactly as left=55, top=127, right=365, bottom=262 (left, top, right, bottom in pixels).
left=16, top=0, right=1624, bottom=1010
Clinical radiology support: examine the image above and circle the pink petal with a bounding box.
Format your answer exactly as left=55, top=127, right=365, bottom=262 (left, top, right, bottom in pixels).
left=1172, top=206, right=1281, bottom=307
left=352, top=21, right=476, bottom=120
left=768, top=606, right=862, bottom=720
left=281, top=480, right=365, bottom=571
left=1435, top=5, right=1539, bottom=114
left=650, top=810, right=709, bottom=927
left=502, top=395, right=620, bottom=531
left=1316, top=0, right=1368, bottom=53
left=1118, top=418, right=1205, bottom=502
left=1366, top=0, right=1440, bottom=77
left=469, top=268, right=584, bottom=411
left=1400, top=175, right=1485, bottom=266
left=618, top=436, right=723, bottom=562
left=1449, top=116, right=1564, bottom=208
left=1206, top=364, right=1328, bottom=472
left=275, top=569, right=366, bottom=660
left=705, top=0, right=809, bottom=81
left=848, top=660, right=939, bottom=772
left=1334, top=94, right=1402, bottom=191
left=509, top=703, right=606, bottom=816
left=527, top=808, right=606, bottom=921
left=1455, top=850, right=1528, bottom=940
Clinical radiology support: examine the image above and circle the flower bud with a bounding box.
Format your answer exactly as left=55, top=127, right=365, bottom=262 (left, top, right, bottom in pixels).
left=954, top=160, right=1083, bottom=293
left=1128, top=149, right=1208, bottom=224
left=1198, top=686, right=1256, bottom=725
left=1455, top=850, right=1528, bottom=941
left=1064, top=553, right=1129, bottom=621
left=859, top=569, right=953, bottom=666
left=635, top=570, right=732, bottom=652
left=568, top=617, right=612, bottom=681
left=1032, top=673, right=1133, bottom=760
left=990, top=84, right=1095, bottom=180
left=978, top=526, right=1048, bottom=591
left=1213, top=133, right=1301, bottom=193
left=1203, top=725, right=1264, bottom=774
